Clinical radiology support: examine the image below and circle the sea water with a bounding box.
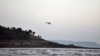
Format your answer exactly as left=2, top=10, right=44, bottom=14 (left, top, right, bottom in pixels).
left=0, top=48, right=100, bottom=56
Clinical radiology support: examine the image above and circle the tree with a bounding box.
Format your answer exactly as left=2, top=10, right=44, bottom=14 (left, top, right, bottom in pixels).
left=37, top=35, right=42, bottom=39
left=12, top=27, right=16, bottom=30
left=32, top=32, right=35, bottom=35
left=17, top=28, right=22, bottom=32
left=28, top=29, right=32, bottom=34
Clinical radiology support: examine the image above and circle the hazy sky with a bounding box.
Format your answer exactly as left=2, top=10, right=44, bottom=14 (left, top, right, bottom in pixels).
left=0, top=0, right=100, bottom=43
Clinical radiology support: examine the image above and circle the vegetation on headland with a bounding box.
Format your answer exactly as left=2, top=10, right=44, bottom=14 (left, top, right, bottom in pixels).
left=0, top=25, right=99, bottom=49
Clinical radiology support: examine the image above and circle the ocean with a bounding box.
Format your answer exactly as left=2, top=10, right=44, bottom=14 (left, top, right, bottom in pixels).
left=0, top=48, right=100, bottom=56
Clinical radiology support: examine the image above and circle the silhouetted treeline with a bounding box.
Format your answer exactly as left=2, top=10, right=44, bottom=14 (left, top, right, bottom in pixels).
left=0, top=25, right=42, bottom=40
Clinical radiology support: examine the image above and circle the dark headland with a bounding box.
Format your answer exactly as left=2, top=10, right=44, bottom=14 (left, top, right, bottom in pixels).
left=0, top=25, right=99, bottom=49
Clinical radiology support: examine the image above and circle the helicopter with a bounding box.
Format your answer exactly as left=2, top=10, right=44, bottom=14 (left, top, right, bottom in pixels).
left=45, top=22, right=51, bottom=25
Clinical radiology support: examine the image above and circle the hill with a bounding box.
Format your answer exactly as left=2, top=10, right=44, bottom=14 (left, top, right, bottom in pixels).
left=51, top=40, right=100, bottom=48
left=0, top=25, right=93, bottom=48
